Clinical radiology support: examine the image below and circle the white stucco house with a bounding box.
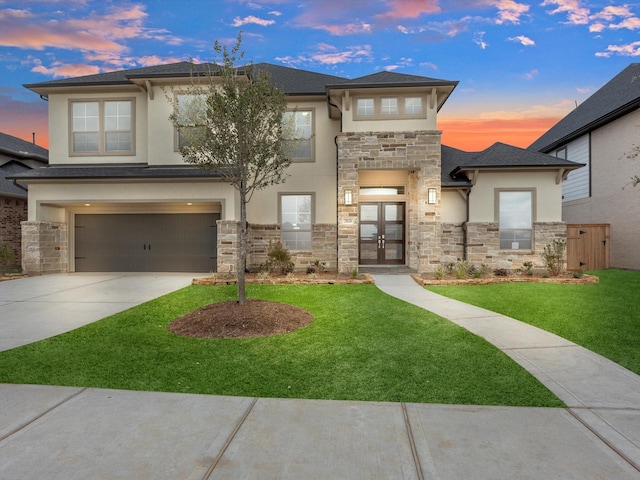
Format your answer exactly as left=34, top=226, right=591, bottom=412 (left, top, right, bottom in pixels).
left=12, top=62, right=582, bottom=274
left=530, top=63, right=640, bottom=270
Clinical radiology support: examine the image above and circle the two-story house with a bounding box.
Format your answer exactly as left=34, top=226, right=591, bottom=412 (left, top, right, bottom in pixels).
left=13, top=62, right=581, bottom=275
left=530, top=63, right=640, bottom=271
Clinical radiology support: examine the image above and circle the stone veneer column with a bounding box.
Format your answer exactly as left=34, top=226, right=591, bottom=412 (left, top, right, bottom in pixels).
left=337, top=131, right=442, bottom=274
left=21, top=221, right=68, bottom=273
left=216, top=220, right=240, bottom=274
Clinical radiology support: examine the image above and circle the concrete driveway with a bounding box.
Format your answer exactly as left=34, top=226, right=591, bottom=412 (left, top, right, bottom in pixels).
left=0, top=273, right=197, bottom=352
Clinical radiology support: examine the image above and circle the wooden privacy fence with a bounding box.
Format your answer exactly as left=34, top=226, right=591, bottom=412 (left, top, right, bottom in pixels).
left=566, top=224, right=610, bottom=271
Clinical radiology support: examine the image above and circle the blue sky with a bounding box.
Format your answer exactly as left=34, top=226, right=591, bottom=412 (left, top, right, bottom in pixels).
left=1, top=0, right=639, bottom=150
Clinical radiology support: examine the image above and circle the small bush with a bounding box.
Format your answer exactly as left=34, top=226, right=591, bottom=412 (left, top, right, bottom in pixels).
left=265, top=241, right=294, bottom=274
left=0, top=243, right=14, bottom=275
left=313, top=260, right=326, bottom=273
left=517, top=261, right=534, bottom=276
left=454, top=260, right=473, bottom=279
left=434, top=265, right=446, bottom=279
left=493, top=268, right=509, bottom=277
left=306, top=266, right=316, bottom=275
left=542, top=239, right=566, bottom=277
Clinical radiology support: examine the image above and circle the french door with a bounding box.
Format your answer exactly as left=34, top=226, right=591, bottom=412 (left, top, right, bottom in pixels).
left=359, top=202, right=405, bottom=265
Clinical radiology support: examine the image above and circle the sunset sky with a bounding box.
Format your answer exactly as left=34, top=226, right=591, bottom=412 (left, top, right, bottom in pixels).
left=1, top=0, right=640, bottom=152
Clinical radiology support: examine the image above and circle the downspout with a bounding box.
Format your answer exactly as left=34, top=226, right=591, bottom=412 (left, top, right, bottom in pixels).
left=13, top=179, right=28, bottom=192
left=330, top=100, right=342, bottom=271
left=462, top=186, right=472, bottom=261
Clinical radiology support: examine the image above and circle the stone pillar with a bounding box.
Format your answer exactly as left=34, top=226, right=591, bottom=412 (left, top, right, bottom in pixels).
left=216, top=220, right=240, bottom=274
left=21, top=221, right=68, bottom=273
left=336, top=131, right=442, bottom=274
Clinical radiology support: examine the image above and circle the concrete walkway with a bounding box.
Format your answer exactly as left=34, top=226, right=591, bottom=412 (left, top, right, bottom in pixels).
left=0, top=273, right=639, bottom=478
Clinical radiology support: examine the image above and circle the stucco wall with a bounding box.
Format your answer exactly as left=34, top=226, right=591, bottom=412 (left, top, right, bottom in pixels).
left=469, top=170, right=563, bottom=223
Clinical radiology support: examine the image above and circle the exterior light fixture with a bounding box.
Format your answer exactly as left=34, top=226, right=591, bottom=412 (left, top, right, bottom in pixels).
left=344, top=189, right=353, bottom=205
left=428, top=188, right=437, bottom=204
left=84, top=203, right=91, bottom=207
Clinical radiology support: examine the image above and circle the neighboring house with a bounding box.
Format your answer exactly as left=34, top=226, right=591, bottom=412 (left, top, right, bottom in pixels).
left=12, top=62, right=581, bottom=274
left=530, top=63, right=640, bottom=270
left=0, top=132, right=48, bottom=269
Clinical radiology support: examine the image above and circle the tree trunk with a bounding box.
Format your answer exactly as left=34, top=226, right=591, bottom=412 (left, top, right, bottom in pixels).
left=237, top=189, right=248, bottom=305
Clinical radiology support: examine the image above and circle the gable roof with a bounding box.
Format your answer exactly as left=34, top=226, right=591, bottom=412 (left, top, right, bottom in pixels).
left=529, top=63, right=640, bottom=152
left=442, top=142, right=583, bottom=186
left=331, top=70, right=457, bottom=88
left=0, top=132, right=48, bottom=162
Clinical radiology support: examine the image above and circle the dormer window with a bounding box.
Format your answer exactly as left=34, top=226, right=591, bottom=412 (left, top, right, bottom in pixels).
left=354, top=95, right=426, bottom=120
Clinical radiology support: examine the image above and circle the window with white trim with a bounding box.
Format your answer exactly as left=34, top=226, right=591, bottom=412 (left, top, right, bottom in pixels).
left=498, top=190, right=533, bottom=250
left=356, top=98, right=374, bottom=116
left=283, top=110, right=314, bottom=161
left=70, top=99, right=134, bottom=155
left=280, top=194, right=312, bottom=250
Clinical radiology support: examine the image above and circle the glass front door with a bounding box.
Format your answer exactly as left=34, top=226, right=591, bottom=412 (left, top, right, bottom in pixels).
left=359, top=202, right=405, bottom=265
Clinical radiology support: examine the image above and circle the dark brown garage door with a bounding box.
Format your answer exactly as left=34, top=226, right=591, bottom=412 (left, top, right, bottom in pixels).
left=75, top=213, right=218, bottom=272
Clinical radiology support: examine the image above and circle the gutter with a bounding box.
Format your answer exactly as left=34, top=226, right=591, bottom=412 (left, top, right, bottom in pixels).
left=12, top=179, right=28, bottom=192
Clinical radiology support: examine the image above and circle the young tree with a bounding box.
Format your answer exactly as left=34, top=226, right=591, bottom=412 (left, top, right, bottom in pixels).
left=170, top=34, right=292, bottom=304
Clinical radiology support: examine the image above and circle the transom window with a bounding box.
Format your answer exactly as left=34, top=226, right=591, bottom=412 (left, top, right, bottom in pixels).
left=498, top=190, right=533, bottom=250
left=280, top=194, right=313, bottom=250
left=354, top=95, right=425, bottom=120
left=70, top=99, right=134, bottom=155
left=283, top=110, right=314, bottom=162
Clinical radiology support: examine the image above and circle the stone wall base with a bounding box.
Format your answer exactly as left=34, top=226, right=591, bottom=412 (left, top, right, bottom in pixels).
left=248, top=223, right=338, bottom=271
left=21, top=221, right=68, bottom=273
left=439, top=221, right=567, bottom=271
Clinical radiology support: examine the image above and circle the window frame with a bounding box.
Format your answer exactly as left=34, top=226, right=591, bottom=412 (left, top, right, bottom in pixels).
left=69, top=98, right=135, bottom=156
left=279, top=193, right=314, bottom=251
left=354, top=95, right=427, bottom=121
left=283, top=108, right=315, bottom=163
left=173, top=91, right=209, bottom=151
left=495, top=188, right=536, bottom=251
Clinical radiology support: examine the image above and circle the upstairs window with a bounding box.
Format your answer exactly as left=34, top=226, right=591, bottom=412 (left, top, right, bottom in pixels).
left=283, top=110, right=314, bottom=162
left=175, top=93, right=208, bottom=149
left=354, top=95, right=426, bottom=120
left=357, top=98, right=374, bottom=117
left=380, top=98, right=398, bottom=115
left=70, top=99, right=134, bottom=155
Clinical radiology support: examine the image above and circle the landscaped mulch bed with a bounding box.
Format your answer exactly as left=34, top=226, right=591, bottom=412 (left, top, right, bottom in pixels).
left=192, top=272, right=374, bottom=285
left=413, top=272, right=599, bottom=286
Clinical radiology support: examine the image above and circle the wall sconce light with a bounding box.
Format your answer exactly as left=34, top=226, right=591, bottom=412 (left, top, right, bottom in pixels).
left=344, top=189, right=353, bottom=205
left=428, top=188, right=437, bottom=204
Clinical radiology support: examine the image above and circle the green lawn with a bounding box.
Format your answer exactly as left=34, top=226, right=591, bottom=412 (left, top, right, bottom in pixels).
left=429, top=269, right=640, bottom=375
left=0, top=284, right=562, bottom=407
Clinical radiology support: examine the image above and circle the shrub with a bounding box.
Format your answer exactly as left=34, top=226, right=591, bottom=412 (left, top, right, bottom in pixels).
left=434, top=265, right=446, bottom=279
left=493, top=268, right=509, bottom=277
left=313, top=260, right=326, bottom=273
left=541, top=239, right=566, bottom=277
left=517, top=261, right=534, bottom=276
left=454, top=260, right=473, bottom=279
left=265, top=241, right=294, bottom=274
left=306, top=266, right=316, bottom=275
left=0, top=243, right=14, bottom=275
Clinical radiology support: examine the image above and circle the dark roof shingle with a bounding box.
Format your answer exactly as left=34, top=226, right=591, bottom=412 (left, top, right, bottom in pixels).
left=0, top=132, right=48, bottom=162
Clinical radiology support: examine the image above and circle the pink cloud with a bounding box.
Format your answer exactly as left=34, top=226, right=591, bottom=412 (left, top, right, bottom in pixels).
left=541, top=0, right=590, bottom=25
left=314, top=22, right=372, bottom=36
left=31, top=63, right=100, bottom=78
left=491, top=0, right=530, bottom=25
left=596, top=41, right=640, bottom=57
left=376, top=0, right=441, bottom=21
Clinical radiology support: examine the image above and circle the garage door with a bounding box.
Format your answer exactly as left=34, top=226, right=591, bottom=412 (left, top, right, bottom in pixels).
left=75, top=213, right=219, bottom=272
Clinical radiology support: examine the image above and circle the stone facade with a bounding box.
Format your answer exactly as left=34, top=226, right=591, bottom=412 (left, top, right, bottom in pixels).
left=439, top=221, right=568, bottom=271
left=21, top=221, right=68, bottom=273
left=337, top=131, right=442, bottom=274
left=0, top=196, right=27, bottom=269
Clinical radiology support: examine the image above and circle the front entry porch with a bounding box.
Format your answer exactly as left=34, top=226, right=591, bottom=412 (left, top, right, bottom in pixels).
left=359, top=202, right=405, bottom=266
